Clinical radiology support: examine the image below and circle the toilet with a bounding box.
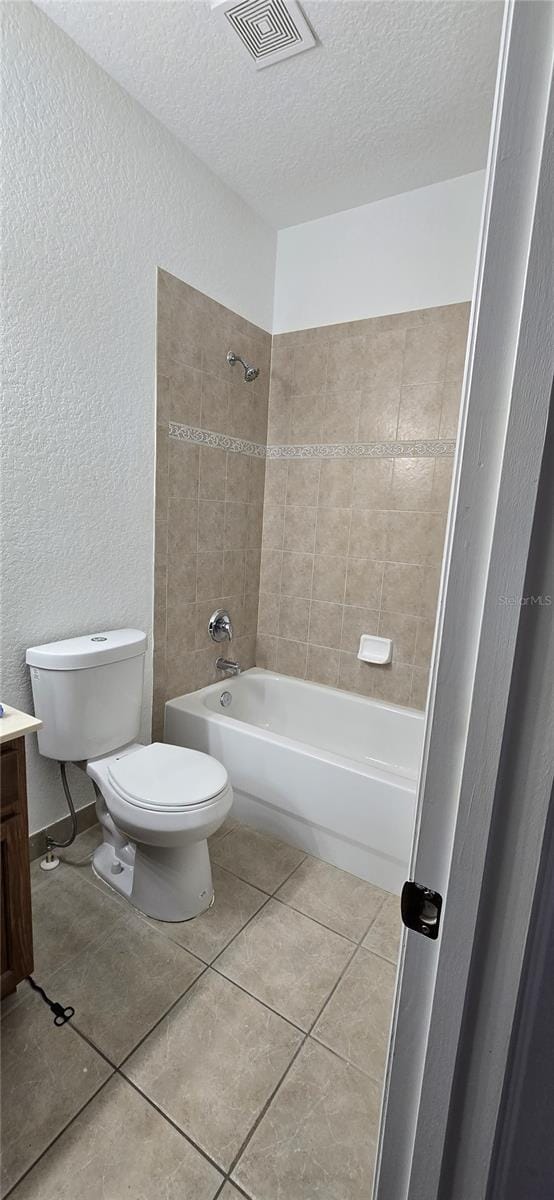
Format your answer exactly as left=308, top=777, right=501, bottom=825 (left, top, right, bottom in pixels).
left=26, top=629, right=233, bottom=921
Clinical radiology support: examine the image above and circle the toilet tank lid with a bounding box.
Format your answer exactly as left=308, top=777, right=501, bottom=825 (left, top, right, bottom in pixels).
left=26, top=629, right=147, bottom=671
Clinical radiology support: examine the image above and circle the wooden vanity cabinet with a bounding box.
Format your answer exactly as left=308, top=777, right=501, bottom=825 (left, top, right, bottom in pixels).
left=1, top=737, right=34, bottom=998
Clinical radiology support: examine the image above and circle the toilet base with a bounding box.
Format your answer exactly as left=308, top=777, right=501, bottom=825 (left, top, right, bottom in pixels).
left=92, top=837, right=214, bottom=922
left=92, top=841, right=135, bottom=903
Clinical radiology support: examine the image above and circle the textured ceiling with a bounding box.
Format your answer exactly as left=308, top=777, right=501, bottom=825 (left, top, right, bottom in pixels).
left=38, top=0, right=503, bottom=228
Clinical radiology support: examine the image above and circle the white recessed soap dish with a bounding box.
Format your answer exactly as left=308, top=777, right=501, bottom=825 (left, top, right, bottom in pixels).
left=357, top=634, right=392, bottom=665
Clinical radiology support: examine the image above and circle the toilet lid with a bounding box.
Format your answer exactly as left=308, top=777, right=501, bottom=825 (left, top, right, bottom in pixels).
left=107, top=743, right=229, bottom=812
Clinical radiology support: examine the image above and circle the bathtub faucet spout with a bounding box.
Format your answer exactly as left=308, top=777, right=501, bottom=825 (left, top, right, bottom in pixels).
left=216, top=657, right=241, bottom=677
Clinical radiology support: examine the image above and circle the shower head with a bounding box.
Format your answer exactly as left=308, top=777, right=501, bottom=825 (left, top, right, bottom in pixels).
left=227, top=350, right=259, bottom=382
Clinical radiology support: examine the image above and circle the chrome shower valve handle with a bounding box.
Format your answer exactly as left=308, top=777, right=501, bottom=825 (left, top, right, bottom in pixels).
left=209, top=609, right=233, bottom=643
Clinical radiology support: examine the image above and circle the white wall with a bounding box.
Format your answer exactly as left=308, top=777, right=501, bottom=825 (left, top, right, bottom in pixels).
left=1, top=2, right=276, bottom=832
left=273, top=172, right=485, bottom=332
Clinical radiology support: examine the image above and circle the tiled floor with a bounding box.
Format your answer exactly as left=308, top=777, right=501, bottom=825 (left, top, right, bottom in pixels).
left=1, top=819, right=402, bottom=1199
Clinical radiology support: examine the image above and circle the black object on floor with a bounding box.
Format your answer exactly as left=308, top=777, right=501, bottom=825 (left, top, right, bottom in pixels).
left=26, top=976, right=75, bottom=1026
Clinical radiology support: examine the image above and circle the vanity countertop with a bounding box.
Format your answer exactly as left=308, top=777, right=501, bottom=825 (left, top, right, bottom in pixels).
left=0, top=706, right=42, bottom=745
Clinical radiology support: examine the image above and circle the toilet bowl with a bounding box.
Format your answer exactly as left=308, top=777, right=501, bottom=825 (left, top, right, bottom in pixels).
left=88, top=742, right=233, bottom=921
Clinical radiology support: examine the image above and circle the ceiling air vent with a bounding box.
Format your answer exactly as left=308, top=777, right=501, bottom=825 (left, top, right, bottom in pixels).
left=213, top=0, right=316, bottom=69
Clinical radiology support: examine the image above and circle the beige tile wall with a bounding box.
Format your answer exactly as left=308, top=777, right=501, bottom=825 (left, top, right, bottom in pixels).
left=154, top=279, right=469, bottom=726
left=256, top=303, right=470, bottom=709
left=153, top=269, right=271, bottom=737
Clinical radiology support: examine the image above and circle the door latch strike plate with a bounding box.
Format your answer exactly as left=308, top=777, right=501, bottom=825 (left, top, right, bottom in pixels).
left=401, top=881, right=443, bottom=939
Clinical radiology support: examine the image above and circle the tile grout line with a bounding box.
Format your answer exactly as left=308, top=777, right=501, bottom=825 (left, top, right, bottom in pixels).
left=123, top=1059, right=260, bottom=1198
left=211, top=835, right=397, bottom=947
left=269, top=849, right=309, bottom=891
left=2, top=1075, right=114, bottom=1200
left=307, top=903, right=400, bottom=1081
left=56, top=863, right=211, bottom=975
left=394, top=329, right=406, bottom=441
left=67, top=953, right=208, bottom=1069
left=211, top=844, right=308, bottom=908
left=306, top=460, right=323, bottom=666
left=66, top=1020, right=119, bottom=1072
left=214, top=873, right=392, bottom=1183
left=337, top=498, right=352, bottom=671
left=226, top=1033, right=309, bottom=1182
left=72, top=840, right=231, bottom=951
left=208, top=850, right=309, bottom=969
left=215, top=1179, right=252, bottom=1200
left=115, top=960, right=211, bottom=1072
left=123, top=878, right=268, bottom=962
left=226, top=930, right=384, bottom=1189
left=358, top=893, right=390, bottom=942
left=24, top=896, right=134, bottom=996
left=306, top=933, right=361, bottom=1038
left=308, top=1021, right=392, bottom=1091
left=33, top=849, right=211, bottom=1056
left=304, top=365, right=327, bottom=676
left=8, top=1055, right=228, bottom=1200
left=290, top=889, right=366, bottom=938
left=120, top=1070, right=227, bottom=1180
left=105, top=892, right=317, bottom=1054
left=357, top=942, right=400, bottom=968
left=208, top=963, right=306, bottom=1036
left=270, top=888, right=388, bottom=947
left=118, top=964, right=330, bottom=1198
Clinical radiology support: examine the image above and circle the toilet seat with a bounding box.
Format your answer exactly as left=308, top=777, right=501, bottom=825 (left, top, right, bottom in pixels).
left=107, top=742, right=229, bottom=813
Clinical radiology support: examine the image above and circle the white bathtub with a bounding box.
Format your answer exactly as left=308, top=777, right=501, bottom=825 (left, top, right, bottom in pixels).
left=164, top=668, right=424, bottom=894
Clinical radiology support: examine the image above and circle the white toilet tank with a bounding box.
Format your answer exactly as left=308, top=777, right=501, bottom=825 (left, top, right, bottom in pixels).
left=26, top=629, right=148, bottom=762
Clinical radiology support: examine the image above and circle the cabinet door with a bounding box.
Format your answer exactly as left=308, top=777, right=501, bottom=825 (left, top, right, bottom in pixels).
left=0, top=742, right=34, bottom=998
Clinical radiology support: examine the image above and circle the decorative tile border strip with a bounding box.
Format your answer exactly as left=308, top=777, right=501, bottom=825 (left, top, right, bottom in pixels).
left=169, top=424, right=456, bottom=460
left=266, top=439, right=456, bottom=459
left=169, top=423, right=266, bottom=458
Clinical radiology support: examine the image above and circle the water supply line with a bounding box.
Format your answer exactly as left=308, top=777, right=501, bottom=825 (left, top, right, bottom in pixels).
left=40, top=763, right=98, bottom=871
